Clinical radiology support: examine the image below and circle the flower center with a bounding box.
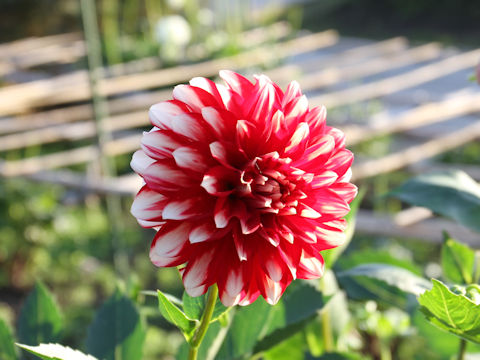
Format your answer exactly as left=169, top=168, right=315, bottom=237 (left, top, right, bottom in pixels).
left=240, top=152, right=307, bottom=216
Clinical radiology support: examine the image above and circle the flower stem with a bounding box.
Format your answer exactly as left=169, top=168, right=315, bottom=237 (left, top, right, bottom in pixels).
left=457, top=339, right=467, bottom=360
left=321, top=309, right=334, bottom=352
left=188, top=284, right=219, bottom=360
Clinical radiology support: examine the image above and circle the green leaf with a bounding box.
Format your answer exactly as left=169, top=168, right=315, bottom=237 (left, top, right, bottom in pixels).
left=86, top=290, right=146, bottom=360
left=16, top=343, right=97, bottom=360
left=0, top=319, right=17, bottom=360
left=339, top=263, right=431, bottom=297
left=263, top=332, right=305, bottom=360
left=217, top=280, right=329, bottom=359
left=441, top=232, right=476, bottom=284
left=390, top=170, right=480, bottom=232
left=217, top=297, right=273, bottom=359
left=418, top=279, right=480, bottom=344
left=17, top=282, right=63, bottom=347
left=182, top=291, right=229, bottom=322
left=338, top=249, right=422, bottom=276
left=157, top=290, right=197, bottom=340
left=323, top=189, right=365, bottom=269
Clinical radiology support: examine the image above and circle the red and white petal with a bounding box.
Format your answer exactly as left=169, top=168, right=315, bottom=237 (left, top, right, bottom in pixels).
left=307, top=189, right=351, bottom=218
left=201, top=166, right=237, bottom=196
left=325, top=126, right=346, bottom=148
left=150, top=222, right=192, bottom=266
left=219, top=70, right=254, bottom=99
left=189, top=220, right=229, bottom=244
left=131, top=185, right=168, bottom=222
left=305, top=106, right=327, bottom=140
left=189, top=77, right=223, bottom=104
left=297, top=250, right=324, bottom=280
left=324, top=149, right=354, bottom=178
left=201, top=107, right=236, bottom=140
left=292, top=135, right=335, bottom=170
left=310, top=171, right=338, bottom=189
left=143, top=160, right=195, bottom=192
left=149, top=100, right=191, bottom=129
left=171, top=113, right=211, bottom=142
left=283, top=122, right=310, bottom=157
left=329, top=182, right=358, bottom=204
left=257, top=273, right=286, bottom=305
left=246, top=75, right=277, bottom=124
left=283, top=95, right=308, bottom=125
left=282, top=81, right=302, bottom=107
left=220, top=268, right=244, bottom=306
left=173, top=146, right=210, bottom=173
left=131, top=150, right=155, bottom=175
left=162, top=195, right=212, bottom=220
left=172, top=84, right=220, bottom=112
left=209, top=141, right=246, bottom=170
left=183, top=250, right=215, bottom=295
left=141, top=130, right=185, bottom=160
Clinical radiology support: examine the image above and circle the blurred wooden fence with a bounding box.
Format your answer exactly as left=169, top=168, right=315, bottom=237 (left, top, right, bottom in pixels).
left=0, top=24, right=479, bottom=245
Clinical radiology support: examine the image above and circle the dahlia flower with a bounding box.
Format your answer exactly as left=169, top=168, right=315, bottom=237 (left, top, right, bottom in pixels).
left=131, top=71, right=357, bottom=306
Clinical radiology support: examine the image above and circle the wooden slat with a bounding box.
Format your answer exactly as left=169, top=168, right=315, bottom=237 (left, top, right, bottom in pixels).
left=351, top=121, right=480, bottom=181
left=314, top=48, right=480, bottom=108
left=356, top=210, right=479, bottom=247
left=0, top=30, right=339, bottom=116
left=298, top=42, right=442, bottom=90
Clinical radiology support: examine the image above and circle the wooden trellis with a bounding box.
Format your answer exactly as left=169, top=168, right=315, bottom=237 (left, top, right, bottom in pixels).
left=1, top=24, right=479, bottom=245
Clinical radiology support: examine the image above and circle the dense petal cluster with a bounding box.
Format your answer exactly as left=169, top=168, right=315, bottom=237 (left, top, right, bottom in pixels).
left=131, top=71, right=357, bottom=306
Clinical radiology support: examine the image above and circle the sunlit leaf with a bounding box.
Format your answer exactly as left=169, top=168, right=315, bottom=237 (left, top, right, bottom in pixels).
left=339, top=263, right=430, bottom=297
left=17, top=282, right=63, bottom=349
left=390, top=170, right=480, bottom=232
left=157, top=290, right=197, bottom=340
left=419, top=279, right=480, bottom=344
left=441, top=232, right=476, bottom=284
left=16, top=343, right=97, bottom=360
left=86, top=290, right=146, bottom=360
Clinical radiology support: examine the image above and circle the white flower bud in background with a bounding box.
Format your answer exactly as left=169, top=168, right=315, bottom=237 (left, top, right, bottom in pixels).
left=154, top=15, right=192, bottom=62
left=155, top=15, right=192, bottom=48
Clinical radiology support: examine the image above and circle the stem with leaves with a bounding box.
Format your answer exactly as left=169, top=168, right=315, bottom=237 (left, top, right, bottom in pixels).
left=188, top=284, right=219, bottom=360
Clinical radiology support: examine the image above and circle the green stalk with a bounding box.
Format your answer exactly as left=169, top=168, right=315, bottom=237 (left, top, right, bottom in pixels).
left=80, top=0, right=128, bottom=278
left=188, top=284, right=219, bottom=360
left=379, top=341, right=392, bottom=360
left=457, top=339, right=467, bottom=360
left=319, top=276, right=334, bottom=352
left=101, top=0, right=122, bottom=64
